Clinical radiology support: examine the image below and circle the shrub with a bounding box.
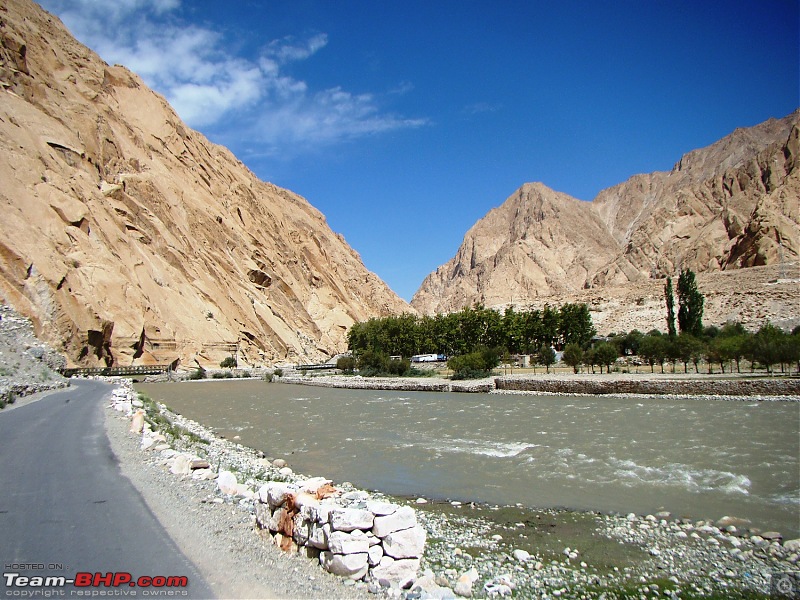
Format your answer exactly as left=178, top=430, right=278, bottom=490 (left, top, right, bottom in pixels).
left=273, top=368, right=283, bottom=377
left=448, top=346, right=500, bottom=379
left=387, top=358, right=411, bottom=376
left=336, top=356, right=356, bottom=373
left=220, top=356, right=237, bottom=369
left=187, top=368, right=205, bottom=380
left=263, top=373, right=274, bottom=382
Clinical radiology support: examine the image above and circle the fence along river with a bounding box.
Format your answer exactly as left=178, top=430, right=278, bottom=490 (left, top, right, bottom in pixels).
left=139, top=381, right=800, bottom=538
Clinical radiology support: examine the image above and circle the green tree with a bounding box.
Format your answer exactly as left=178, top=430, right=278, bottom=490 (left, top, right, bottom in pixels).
left=677, top=269, right=704, bottom=336
left=639, top=334, right=668, bottom=373
left=562, top=343, right=584, bottom=374
left=674, top=334, right=704, bottom=373
left=447, top=346, right=500, bottom=379
left=593, top=342, right=619, bottom=374
left=220, top=356, right=237, bottom=369
left=749, top=322, right=785, bottom=374
left=538, top=344, right=556, bottom=373
left=665, top=276, right=677, bottom=338
left=558, top=303, right=596, bottom=348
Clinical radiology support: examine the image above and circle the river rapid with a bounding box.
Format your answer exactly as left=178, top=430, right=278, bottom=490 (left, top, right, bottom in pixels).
left=139, top=381, right=800, bottom=538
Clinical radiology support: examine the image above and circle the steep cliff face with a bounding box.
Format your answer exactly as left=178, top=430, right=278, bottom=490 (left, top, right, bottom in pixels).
left=0, top=0, right=410, bottom=367
left=412, top=111, right=799, bottom=322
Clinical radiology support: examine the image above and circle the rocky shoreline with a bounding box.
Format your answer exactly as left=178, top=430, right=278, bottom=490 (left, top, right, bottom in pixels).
left=105, top=377, right=798, bottom=599
left=278, top=372, right=800, bottom=401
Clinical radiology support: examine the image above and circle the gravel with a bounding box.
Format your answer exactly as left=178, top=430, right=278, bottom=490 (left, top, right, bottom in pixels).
left=0, top=304, right=67, bottom=402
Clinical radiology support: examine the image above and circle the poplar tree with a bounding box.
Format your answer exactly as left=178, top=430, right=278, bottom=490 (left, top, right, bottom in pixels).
left=664, top=276, right=677, bottom=338
left=677, top=268, right=704, bottom=336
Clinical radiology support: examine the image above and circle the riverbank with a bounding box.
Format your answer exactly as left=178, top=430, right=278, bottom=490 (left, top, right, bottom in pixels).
left=109, top=378, right=799, bottom=598
left=278, top=372, right=800, bottom=399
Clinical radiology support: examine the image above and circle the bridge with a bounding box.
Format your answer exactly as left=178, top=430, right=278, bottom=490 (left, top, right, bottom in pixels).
left=59, top=365, right=172, bottom=378
left=295, top=363, right=338, bottom=371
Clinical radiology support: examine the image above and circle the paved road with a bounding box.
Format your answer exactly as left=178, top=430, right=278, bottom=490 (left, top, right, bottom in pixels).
left=0, top=379, right=215, bottom=598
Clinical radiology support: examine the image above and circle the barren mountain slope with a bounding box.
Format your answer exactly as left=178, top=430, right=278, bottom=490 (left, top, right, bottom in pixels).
left=412, top=111, right=799, bottom=322
left=411, top=183, right=622, bottom=312
left=0, top=0, right=410, bottom=367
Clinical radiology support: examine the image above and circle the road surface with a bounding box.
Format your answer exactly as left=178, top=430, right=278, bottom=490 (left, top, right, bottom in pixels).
left=0, top=379, right=215, bottom=598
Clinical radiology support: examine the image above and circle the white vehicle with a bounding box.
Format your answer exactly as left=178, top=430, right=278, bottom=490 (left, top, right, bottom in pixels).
left=411, top=353, right=445, bottom=363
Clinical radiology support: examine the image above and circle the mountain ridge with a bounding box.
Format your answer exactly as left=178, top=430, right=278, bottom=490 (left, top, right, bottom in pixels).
left=412, top=110, right=799, bottom=329
left=0, top=0, right=411, bottom=367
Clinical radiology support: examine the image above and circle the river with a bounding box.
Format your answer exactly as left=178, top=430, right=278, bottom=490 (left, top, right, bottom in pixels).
left=138, top=380, right=800, bottom=538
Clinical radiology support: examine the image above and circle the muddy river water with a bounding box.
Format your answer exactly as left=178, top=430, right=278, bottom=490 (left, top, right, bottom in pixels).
left=139, top=381, right=799, bottom=537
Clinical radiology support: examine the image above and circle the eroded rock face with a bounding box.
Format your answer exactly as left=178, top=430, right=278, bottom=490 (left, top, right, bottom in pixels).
left=0, top=0, right=410, bottom=367
left=412, top=111, right=800, bottom=325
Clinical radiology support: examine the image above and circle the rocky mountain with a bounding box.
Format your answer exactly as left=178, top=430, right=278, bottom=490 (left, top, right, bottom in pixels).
left=412, top=111, right=799, bottom=330
left=0, top=0, right=410, bottom=368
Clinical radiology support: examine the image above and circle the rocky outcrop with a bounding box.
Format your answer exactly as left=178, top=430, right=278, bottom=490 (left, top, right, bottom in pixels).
left=0, top=0, right=410, bottom=368
left=412, top=112, right=799, bottom=321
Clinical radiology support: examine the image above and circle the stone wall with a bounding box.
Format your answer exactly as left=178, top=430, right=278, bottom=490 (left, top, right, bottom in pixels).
left=253, top=479, right=425, bottom=586
left=494, top=376, right=800, bottom=397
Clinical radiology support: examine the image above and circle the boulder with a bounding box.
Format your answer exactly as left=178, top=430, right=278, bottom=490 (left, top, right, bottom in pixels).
left=216, top=470, right=239, bottom=495
left=319, top=551, right=369, bottom=580
left=328, top=530, right=370, bottom=555
left=373, top=505, right=416, bottom=537
left=329, top=508, right=374, bottom=532
left=169, top=454, right=192, bottom=475
left=130, top=409, right=145, bottom=433
left=368, top=544, right=383, bottom=567
left=367, top=501, right=400, bottom=516
left=258, top=482, right=297, bottom=508
left=382, top=525, right=427, bottom=559
left=370, top=558, right=421, bottom=589
left=308, top=522, right=329, bottom=550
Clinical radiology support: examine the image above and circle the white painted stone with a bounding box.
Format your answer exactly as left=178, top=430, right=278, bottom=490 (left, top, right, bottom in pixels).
left=217, top=470, right=239, bottom=495
left=308, top=522, right=328, bottom=549
left=319, top=551, right=369, bottom=580
left=169, top=454, right=192, bottom=475
left=370, top=558, right=421, bottom=589
left=373, top=505, right=417, bottom=537
left=367, top=500, right=399, bottom=516
left=329, top=508, right=374, bottom=532
left=299, top=477, right=331, bottom=493
left=258, top=482, right=297, bottom=508
left=130, top=409, right=145, bottom=433
left=293, top=513, right=309, bottom=546
left=382, top=525, right=427, bottom=559
left=368, top=544, right=383, bottom=567
left=328, top=530, right=370, bottom=555
left=268, top=507, right=286, bottom=533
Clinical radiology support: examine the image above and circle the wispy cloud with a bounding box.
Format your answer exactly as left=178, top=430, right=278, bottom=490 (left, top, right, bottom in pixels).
left=40, top=0, right=427, bottom=152
left=462, top=102, right=502, bottom=115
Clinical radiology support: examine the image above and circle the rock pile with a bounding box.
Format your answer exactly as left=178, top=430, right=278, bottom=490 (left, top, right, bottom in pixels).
left=254, top=480, right=426, bottom=586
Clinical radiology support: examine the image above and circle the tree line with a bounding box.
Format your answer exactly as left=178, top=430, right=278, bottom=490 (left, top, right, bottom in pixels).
left=344, top=268, right=798, bottom=378
left=346, top=302, right=595, bottom=358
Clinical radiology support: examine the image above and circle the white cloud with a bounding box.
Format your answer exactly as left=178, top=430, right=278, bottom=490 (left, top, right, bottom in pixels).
left=39, top=0, right=426, bottom=152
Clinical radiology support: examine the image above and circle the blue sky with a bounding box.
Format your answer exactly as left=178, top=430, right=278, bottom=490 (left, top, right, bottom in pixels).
left=41, top=0, right=799, bottom=301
